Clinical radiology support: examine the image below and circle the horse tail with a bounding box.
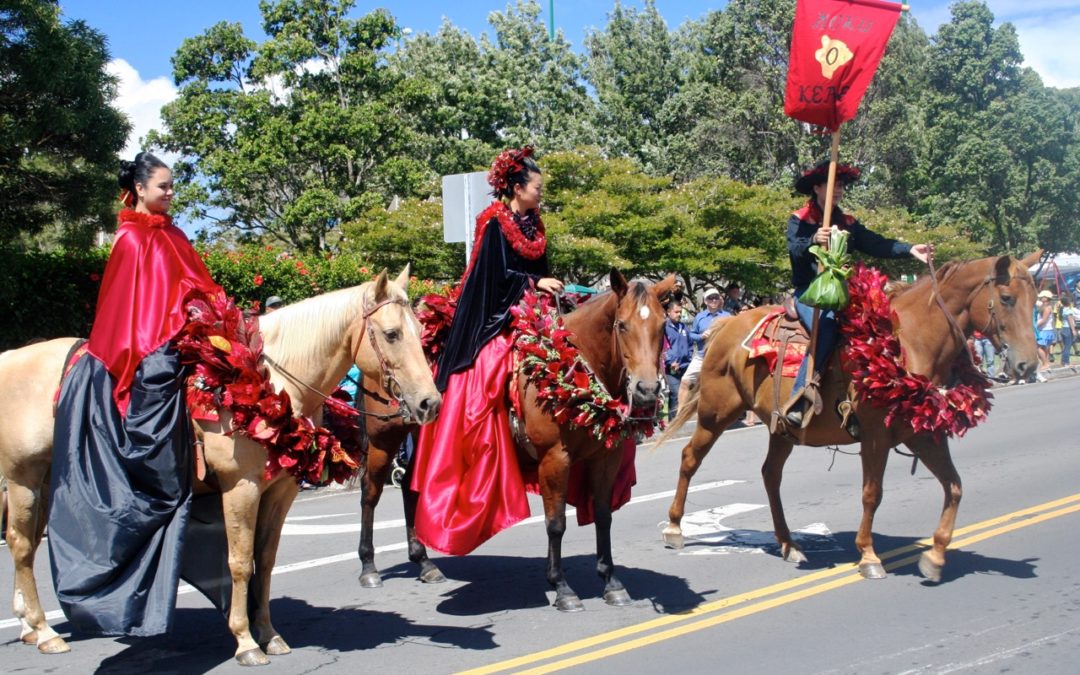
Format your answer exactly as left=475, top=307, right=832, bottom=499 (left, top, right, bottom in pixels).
left=652, top=384, right=700, bottom=450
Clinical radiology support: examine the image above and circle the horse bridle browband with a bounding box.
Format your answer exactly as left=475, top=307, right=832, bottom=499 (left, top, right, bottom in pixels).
left=261, top=296, right=415, bottom=424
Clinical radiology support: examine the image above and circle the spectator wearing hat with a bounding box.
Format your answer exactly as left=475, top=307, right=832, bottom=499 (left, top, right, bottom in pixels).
left=1035, top=289, right=1055, bottom=380
left=264, top=295, right=284, bottom=314
left=723, top=283, right=744, bottom=315
left=785, top=160, right=932, bottom=427
left=677, top=287, right=730, bottom=406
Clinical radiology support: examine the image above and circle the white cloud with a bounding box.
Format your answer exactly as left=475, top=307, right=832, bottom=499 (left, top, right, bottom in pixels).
left=1011, top=14, right=1080, bottom=88
left=106, top=58, right=178, bottom=159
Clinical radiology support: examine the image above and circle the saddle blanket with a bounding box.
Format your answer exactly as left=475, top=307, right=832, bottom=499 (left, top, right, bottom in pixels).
left=741, top=310, right=807, bottom=378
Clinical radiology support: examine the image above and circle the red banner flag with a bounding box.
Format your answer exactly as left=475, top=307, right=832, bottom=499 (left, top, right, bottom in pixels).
left=784, top=0, right=904, bottom=131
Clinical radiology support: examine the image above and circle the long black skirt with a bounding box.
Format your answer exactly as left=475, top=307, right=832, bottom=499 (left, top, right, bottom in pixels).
left=48, top=344, right=192, bottom=637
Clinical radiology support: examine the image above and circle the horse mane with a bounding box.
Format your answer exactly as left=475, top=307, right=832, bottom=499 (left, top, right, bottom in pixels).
left=888, top=260, right=967, bottom=300
left=576, top=279, right=651, bottom=313
left=258, top=282, right=391, bottom=373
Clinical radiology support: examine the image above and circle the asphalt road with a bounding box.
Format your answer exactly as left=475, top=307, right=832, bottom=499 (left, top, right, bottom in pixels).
left=2, top=376, right=1079, bottom=674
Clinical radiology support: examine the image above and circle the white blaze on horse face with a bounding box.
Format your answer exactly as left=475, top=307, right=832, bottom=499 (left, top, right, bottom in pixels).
left=639, top=306, right=651, bottom=320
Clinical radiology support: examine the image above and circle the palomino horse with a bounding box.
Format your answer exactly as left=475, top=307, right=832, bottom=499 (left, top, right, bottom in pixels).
left=0, top=267, right=440, bottom=665
left=658, top=254, right=1039, bottom=582
left=519, top=271, right=674, bottom=611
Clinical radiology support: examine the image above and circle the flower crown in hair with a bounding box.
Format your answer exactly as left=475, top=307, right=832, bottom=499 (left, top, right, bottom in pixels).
left=487, top=145, right=535, bottom=194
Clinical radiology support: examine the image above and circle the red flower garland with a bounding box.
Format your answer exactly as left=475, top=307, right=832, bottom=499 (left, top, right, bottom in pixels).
left=176, top=291, right=362, bottom=484
left=510, top=290, right=662, bottom=447
left=839, top=265, right=993, bottom=441
left=487, top=145, right=535, bottom=195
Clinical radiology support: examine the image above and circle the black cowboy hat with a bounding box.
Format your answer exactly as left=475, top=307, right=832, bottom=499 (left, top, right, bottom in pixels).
left=794, top=160, right=861, bottom=195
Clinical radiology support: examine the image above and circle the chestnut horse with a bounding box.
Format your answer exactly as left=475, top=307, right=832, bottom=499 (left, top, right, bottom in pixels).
left=353, top=271, right=675, bottom=612
left=658, top=254, right=1039, bottom=582
left=0, top=268, right=440, bottom=665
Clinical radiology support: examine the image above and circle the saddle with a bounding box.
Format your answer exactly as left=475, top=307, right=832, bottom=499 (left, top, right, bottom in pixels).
left=742, top=308, right=859, bottom=440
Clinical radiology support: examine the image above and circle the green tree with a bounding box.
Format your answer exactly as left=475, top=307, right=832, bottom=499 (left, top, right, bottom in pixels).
left=584, top=0, right=678, bottom=169
left=151, top=0, right=424, bottom=252
left=340, top=198, right=465, bottom=282
left=0, top=0, right=130, bottom=248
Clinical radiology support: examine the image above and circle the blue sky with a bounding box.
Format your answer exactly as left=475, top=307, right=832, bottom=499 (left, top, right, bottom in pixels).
left=56, top=1, right=1080, bottom=158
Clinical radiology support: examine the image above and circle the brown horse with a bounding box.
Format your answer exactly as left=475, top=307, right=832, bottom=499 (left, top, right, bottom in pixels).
left=354, top=375, right=443, bottom=588
left=518, top=271, right=675, bottom=611
left=0, top=268, right=440, bottom=665
left=658, top=254, right=1039, bottom=582
left=352, top=271, right=676, bottom=608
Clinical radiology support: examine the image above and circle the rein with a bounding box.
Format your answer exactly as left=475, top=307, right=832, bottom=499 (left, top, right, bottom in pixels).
left=262, top=296, right=415, bottom=424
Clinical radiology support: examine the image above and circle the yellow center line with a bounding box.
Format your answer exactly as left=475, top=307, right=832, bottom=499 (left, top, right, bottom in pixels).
left=459, top=493, right=1080, bottom=675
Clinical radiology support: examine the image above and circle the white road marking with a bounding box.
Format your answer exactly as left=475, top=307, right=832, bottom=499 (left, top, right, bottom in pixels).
left=673, top=505, right=841, bottom=556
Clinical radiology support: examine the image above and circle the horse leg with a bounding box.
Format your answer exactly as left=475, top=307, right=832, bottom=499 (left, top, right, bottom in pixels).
left=539, top=447, right=582, bottom=612
left=589, top=450, right=631, bottom=606
left=357, top=442, right=391, bottom=588
left=219, top=476, right=269, bottom=666
left=6, top=479, right=68, bottom=653
left=249, top=476, right=299, bottom=657
left=762, top=434, right=805, bottom=563
left=855, top=434, right=891, bottom=579
left=402, top=468, right=444, bottom=584
left=664, top=405, right=743, bottom=549
left=904, top=435, right=961, bottom=583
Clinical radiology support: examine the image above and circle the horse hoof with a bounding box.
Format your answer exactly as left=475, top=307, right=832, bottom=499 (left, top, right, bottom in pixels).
left=554, top=595, right=585, bottom=612
left=235, top=648, right=270, bottom=666
left=859, top=562, right=887, bottom=580
left=358, top=571, right=383, bottom=588
left=37, top=636, right=70, bottom=654
left=21, top=630, right=37, bottom=645
left=662, top=527, right=684, bottom=550
left=263, top=636, right=291, bottom=656
left=918, top=552, right=943, bottom=583
left=418, top=566, right=447, bottom=584
left=782, top=544, right=808, bottom=564
left=604, top=589, right=633, bottom=607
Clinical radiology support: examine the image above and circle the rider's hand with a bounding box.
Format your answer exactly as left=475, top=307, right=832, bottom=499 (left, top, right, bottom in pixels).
left=910, top=243, right=934, bottom=265
left=812, top=226, right=830, bottom=245
left=537, top=277, right=564, bottom=295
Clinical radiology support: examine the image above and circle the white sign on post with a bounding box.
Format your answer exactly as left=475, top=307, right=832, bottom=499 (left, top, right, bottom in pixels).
left=441, top=171, right=491, bottom=263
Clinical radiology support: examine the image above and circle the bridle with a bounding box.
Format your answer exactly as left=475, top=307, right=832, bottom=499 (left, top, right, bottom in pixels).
left=261, top=296, right=416, bottom=424
left=927, top=257, right=1031, bottom=370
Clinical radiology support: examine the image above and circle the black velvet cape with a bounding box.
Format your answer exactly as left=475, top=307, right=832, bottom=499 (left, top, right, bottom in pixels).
left=434, top=217, right=549, bottom=391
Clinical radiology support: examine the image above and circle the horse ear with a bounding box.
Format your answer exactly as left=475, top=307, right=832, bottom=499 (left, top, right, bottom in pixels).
left=372, top=269, right=390, bottom=302
left=394, top=263, right=411, bottom=290
left=609, top=268, right=629, bottom=298
left=652, top=274, right=677, bottom=302
left=1017, top=249, right=1043, bottom=268
left=994, top=255, right=1013, bottom=286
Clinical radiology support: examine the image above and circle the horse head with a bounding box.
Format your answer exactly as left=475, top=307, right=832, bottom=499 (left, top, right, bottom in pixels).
left=356, top=265, right=442, bottom=425
left=967, top=252, right=1039, bottom=381
left=609, top=269, right=677, bottom=408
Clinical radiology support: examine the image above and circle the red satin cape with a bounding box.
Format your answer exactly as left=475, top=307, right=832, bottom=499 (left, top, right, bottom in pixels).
left=87, top=209, right=220, bottom=415
left=412, top=333, right=530, bottom=555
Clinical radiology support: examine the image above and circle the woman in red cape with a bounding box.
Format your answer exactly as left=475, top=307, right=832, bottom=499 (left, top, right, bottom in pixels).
left=48, top=152, right=222, bottom=636
left=412, top=147, right=563, bottom=555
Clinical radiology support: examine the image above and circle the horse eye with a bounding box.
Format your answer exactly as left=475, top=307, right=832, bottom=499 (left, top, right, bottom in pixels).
left=999, top=294, right=1015, bottom=307
left=616, top=320, right=628, bottom=333
left=383, top=329, right=400, bottom=343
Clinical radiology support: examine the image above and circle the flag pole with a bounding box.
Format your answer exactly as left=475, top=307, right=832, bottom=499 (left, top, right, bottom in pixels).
left=820, top=128, right=842, bottom=240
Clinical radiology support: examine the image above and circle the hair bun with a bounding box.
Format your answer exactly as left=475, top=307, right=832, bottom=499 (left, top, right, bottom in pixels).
left=117, top=159, right=136, bottom=189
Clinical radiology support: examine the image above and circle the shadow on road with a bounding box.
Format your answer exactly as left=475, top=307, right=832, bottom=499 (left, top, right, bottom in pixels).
left=92, top=596, right=497, bottom=672
left=404, top=554, right=710, bottom=617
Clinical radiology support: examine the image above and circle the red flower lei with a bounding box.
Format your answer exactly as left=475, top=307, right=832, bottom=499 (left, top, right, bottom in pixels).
left=510, top=290, right=662, bottom=447
left=840, top=265, right=993, bottom=441
left=119, top=208, right=171, bottom=229
left=460, top=201, right=547, bottom=287
left=175, top=291, right=362, bottom=484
